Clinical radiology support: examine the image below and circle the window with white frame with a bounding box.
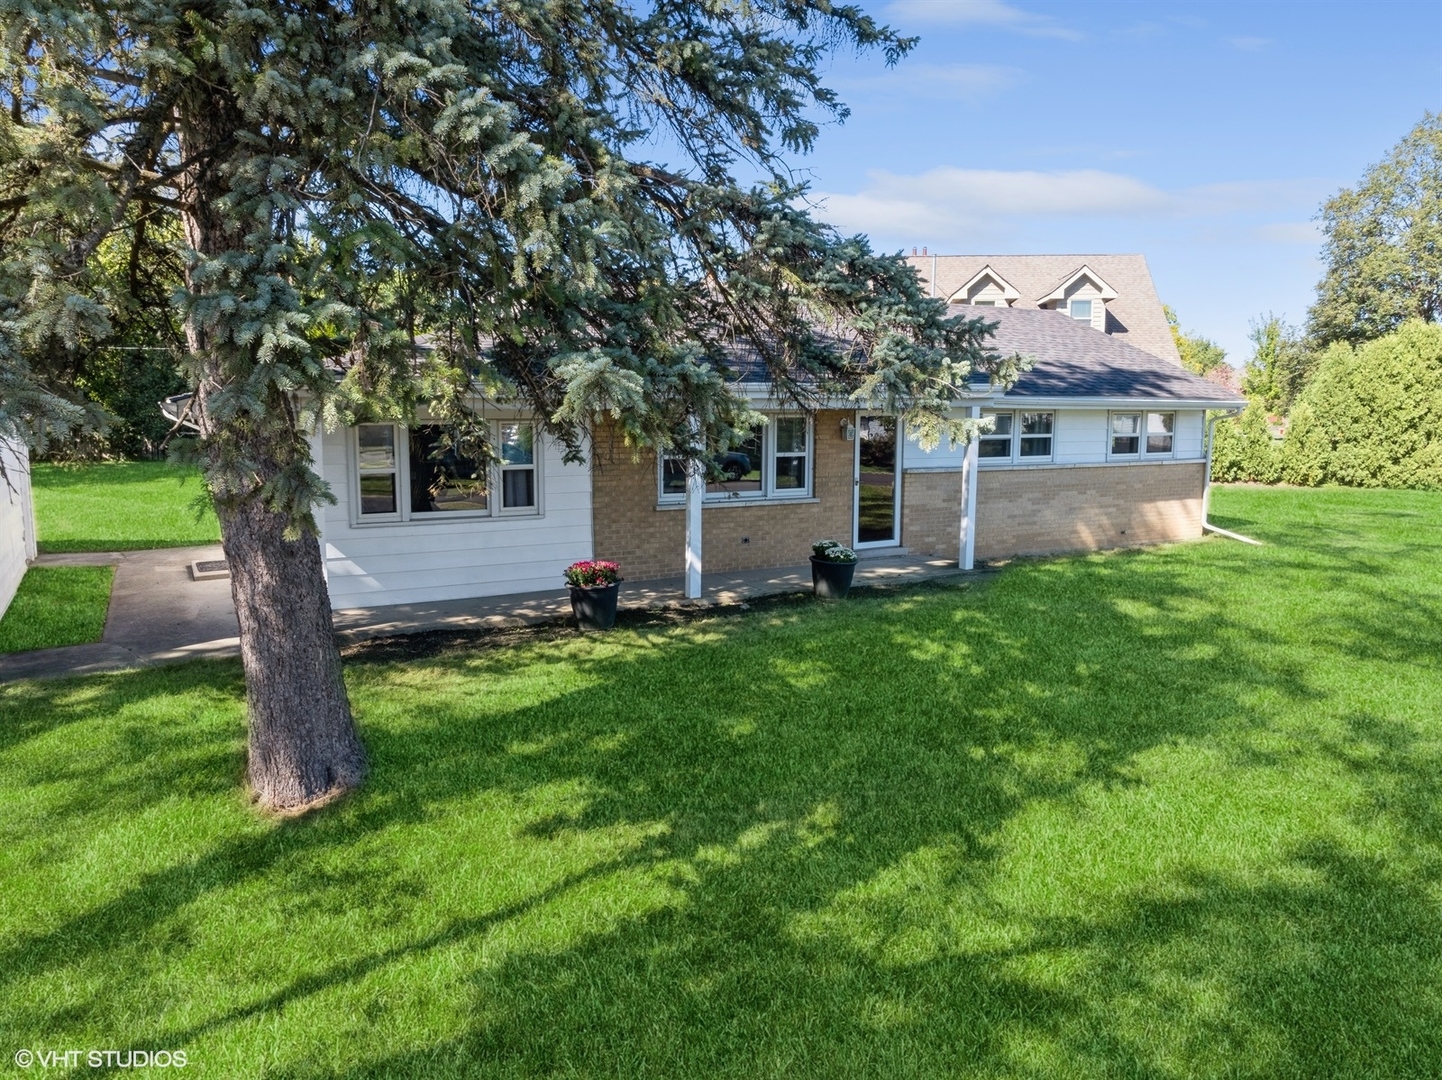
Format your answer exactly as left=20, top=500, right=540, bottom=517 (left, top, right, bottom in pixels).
left=1146, top=412, right=1175, bottom=455
left=978, top=410, right=1013, bottom=458
left=658, top=415, right=813, bottom=502
left=353, top=420, right=540, bottom=522
left=498, top=423, right=537, bottom=509
left=978, top=410, right=1054, bottom=462
left=1111, top=411, right=1175, bottom=458
left=357, top=424, right=401, bottom=517
left=774, top=416, right=808, bottom=491
left=1018, top=412, right=1054, bottom=458
left=1068, top=298, right=1093, bottom=321
left=408, top=425, right=487, bottom=514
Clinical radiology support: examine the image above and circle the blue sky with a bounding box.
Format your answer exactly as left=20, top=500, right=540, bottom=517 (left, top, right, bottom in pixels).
left=790, top=0, right=1442, bottom=366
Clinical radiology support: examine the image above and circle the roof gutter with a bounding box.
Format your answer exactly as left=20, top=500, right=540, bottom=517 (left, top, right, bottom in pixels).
left=1202, top=409, right=1262, bottom=545
left=981, top=393, right=1250, bottom=410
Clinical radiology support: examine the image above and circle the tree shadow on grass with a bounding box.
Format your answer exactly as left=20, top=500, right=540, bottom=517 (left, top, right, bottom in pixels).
left=4, top=530, right=1441, bottom=1078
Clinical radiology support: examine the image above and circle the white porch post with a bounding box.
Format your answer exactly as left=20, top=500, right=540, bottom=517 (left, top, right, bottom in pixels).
left=684, top=418, right=703, bottom=599
left=959, top=405, right=980, bottom=571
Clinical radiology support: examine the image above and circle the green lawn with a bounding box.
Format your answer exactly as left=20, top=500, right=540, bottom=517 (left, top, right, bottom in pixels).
left=32, top=460, right=220, bottom=552
left=0, top=566, right=114, bottom=653
left=2, top=486, right=1441, bottom=1078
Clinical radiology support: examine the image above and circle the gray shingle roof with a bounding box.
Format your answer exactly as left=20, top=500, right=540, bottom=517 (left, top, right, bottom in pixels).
left=907, top=253, right=1182, bottom=364
left=967, top=304, right=1245, bottom=404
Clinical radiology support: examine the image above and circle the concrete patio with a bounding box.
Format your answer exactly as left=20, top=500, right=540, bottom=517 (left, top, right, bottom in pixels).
left=0, top=547, right=969, bottom=682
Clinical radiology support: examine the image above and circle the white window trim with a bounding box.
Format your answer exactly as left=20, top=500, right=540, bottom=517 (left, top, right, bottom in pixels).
left=1107, top=410, right=1177, bottom=461
left=351, top=423, right=404, bottom=523
left=350, top=420, right=544, bottom=525
left=657, top=414, right=814, bottom=504
left=1145, top=411, right=1178, bottom=458
left=977, top=409, right=1055, bottom=466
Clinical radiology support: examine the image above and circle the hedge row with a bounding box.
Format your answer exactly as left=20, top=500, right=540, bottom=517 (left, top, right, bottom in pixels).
left=1211, top=319, right=1442, bottom=489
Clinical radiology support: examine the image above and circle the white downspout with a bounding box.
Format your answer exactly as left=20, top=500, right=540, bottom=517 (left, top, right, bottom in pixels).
left=684, top=417, right=704, bottom=599
left=1202, top=410, right=1262, bottom=546
left=930, top=251, right=937, bottom=298
left=959, top=405, right=980, bottom=570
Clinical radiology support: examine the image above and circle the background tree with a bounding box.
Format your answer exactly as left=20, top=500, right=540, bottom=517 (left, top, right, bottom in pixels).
left=1164, top=305, right=1228, bottom=376
left=1, top=0, right=1016, bottom=811
left=1241, top=314, right=1314, bottom=416
left=1309, top=113, right=1442, bottom=347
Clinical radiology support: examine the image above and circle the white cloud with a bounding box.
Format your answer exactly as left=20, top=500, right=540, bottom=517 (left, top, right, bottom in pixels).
left=1255, top=222, right=1322, bottom=245
left=817, top=167, right=1171, bottom=225
left=1227, top=35, right=1270, bottom=51
left=840, top=63, right=1023, bottom=102
left=884, top=0, right=1083, bottom=39
left=810, top=167, right=1331, bottom=248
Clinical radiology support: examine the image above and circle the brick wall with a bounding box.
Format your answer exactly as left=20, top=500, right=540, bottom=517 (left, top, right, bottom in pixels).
left=591, top=410, right=855, bottom=582
left=900, top=470, right=964, bottom=560
left=974, top=462, right=1204, bottom=559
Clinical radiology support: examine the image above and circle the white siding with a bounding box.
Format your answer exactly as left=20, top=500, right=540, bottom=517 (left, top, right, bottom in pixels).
left=905, top=407, right=1205, bottom=470
left=1054, top=409, right=1108, bottom=463
left=901, top=420, right=969, bottom=471
left=1175, top=410, right=1205, bottom=459
left=0, top=440, right=36, bottom=620
left=318, top=425, right=593, bottom=609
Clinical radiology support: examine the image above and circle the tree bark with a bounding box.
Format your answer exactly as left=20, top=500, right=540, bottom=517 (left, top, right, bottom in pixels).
left=176, top=85, right=366, bottom=813
left=220, top=495, right=366, bottom=811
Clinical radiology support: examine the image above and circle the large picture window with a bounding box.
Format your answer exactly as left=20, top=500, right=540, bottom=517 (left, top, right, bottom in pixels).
left=659, top=415, right=813, bottom=503
left=978, top=410, right=1054, bottom=463
left=409, top=425, right=487, bottom=514
left=353, top=420, right=541, bottom=523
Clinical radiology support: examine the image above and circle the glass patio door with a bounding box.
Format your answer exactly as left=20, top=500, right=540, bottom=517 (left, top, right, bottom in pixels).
left=855, top=415, right=900, bottom=546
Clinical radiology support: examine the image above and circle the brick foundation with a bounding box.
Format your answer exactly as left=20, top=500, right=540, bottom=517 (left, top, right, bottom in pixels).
left=591, top=411, right=855, bottom=582
left=974, top=462, right=1204, bottom=559
left=900, top=462, right=1205, bottom=562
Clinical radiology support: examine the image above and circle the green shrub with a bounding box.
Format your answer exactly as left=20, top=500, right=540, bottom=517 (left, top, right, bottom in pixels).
left=1210, top=402, right=1279, bottom=483
left=1277, top=401, right=1330, bottom=487
left=1290, top=320, right=1442, bottom=490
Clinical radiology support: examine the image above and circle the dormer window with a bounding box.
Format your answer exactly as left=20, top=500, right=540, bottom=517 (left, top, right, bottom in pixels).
left=948, top=265, right=1020, bottom=307
left=1038, top=265, right=1117, bottom=332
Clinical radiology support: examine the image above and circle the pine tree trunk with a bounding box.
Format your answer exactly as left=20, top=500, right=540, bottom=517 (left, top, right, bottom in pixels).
left=221, top=496, right=366, bottom=811
left=176, top=88, right=366, bottom=813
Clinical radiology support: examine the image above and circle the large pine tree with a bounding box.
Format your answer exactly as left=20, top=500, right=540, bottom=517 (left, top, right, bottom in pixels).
left=1, top=0, right=1010, bottom=811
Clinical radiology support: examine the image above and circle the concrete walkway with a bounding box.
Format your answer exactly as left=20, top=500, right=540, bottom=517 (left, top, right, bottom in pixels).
left=0, top=545, right=238, bottom=682
left=0, top=547, right=968, bottom=682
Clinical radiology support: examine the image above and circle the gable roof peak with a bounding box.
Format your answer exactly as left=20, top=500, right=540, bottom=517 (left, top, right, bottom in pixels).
left=1038, top=263, right=1119, bottom=303
left=949, top=263, right=1020, bottom=303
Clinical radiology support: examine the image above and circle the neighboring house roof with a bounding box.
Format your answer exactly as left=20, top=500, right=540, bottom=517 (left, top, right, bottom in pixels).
left=906, top=253, right=1182, bottom=364
left=955, top=264, right=1020, bottom=301
left=968, top=305, right=1245, bottom=405
left=1037, top=263, right=1118, bottom=303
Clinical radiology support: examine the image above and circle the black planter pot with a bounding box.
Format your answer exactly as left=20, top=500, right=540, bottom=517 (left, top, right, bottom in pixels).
left=570, top=581, right=621, bottom=630
left=810, top=556, right=857, bottom=600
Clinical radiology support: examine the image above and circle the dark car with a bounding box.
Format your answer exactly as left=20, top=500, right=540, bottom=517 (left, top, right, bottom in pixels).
left=717, top=451, right=751, bottom=481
